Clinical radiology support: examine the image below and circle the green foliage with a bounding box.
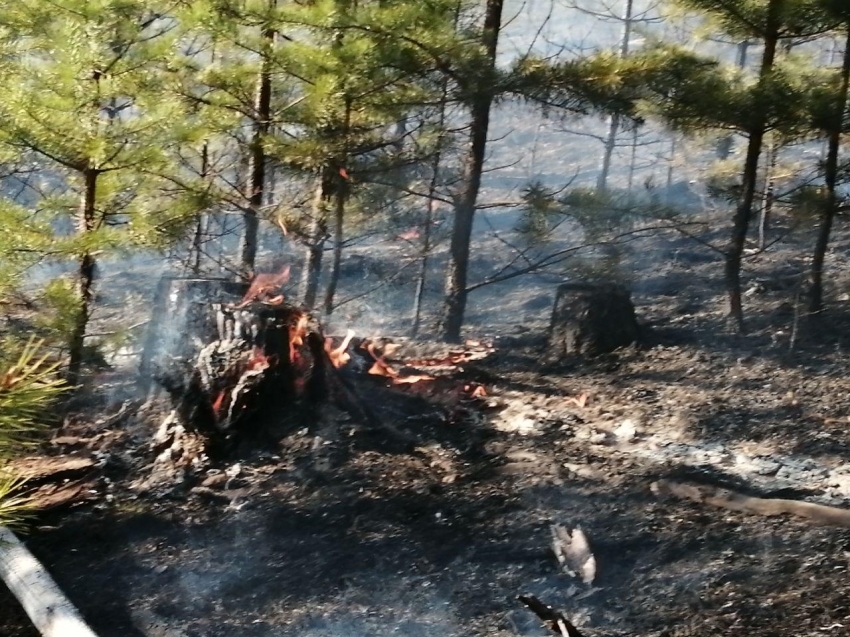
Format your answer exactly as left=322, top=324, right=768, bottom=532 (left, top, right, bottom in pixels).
left=0, top=339, right=66, bottom=528
left=35, top=278, right=83, bottom=347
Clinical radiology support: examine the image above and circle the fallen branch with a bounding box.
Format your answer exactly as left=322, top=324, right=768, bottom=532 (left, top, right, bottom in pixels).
left=0, top=526, right=98, bottom=637
left=651, top=479, right=850, bottom=528
left=518, top=595, right=586, bottom=637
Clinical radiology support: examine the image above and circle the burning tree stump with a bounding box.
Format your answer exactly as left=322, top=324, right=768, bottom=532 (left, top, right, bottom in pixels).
left=139, top=276, right=248, bottom=394
left=547, top=283, right=639, bottom=358
left=140, top=275, right=379, bottom=486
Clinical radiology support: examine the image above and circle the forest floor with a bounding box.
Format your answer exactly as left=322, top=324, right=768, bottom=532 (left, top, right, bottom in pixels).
left=6, top=217, right=850, bottom=637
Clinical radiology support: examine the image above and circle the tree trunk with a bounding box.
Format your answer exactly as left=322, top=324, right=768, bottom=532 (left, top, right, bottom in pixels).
left=439, top=0, right=504, bottom=342
left=322, top=188, right=346, bottom=316
left=299, top=172, right=333, bottom=309
left=725, top=4, right=779, bottom=331
left=322, top=99, right=351, bottom=317
left=596, top=0, right=633, bottom=193
left=238, top=9, right=274, bottom=274
left=717, top=41, right=750, bottom=160
left=758, top=132, right=777, bottom=250
left=67, top=168, right=98, bottom=385
left=412, top=196, right=436, bottom=337
left=190, top=142, right=210, bottom=274
left=809, top=25, right=850, bottom=313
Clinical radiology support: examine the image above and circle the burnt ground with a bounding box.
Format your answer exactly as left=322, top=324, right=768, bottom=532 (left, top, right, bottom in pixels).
left=7, top=221, right=850, bottom=636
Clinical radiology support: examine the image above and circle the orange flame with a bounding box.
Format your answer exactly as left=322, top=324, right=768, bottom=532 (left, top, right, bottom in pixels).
left=212, top=390, right=227, bottom=414
left=465, top=384, right=487, bottom=398
left=365, top=342, right=433, bottom=385
left=325, top=329, right=355, bottom=369
left=236, top=264, right=291, bottom=308
left=289, top=313, right=309, bottom=363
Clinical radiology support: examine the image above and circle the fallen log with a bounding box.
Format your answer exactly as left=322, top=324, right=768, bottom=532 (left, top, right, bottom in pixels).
left=0, top=526, right=98, bottom=637
left=651, top=479, right=850, bottom=528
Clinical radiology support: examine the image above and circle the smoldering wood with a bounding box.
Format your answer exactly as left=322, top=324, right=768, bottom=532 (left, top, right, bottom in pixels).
left=0, top=526, right=99, bottom=637
left=139, top=277, right=248, bottom=394
left=170, top=302, right=326, bottom=443
left=547, top=283, right=639, bottom=358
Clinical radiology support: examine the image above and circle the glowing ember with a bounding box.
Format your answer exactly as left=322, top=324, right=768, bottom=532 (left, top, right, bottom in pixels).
left=236, top=264, right=291, bottom=308
left=288, top=313, right=309, bottom=363
left=324, top=329, right=355, bottom=369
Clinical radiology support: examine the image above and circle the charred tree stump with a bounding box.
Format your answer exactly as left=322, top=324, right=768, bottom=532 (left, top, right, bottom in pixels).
left=547, top=283, right=639, bottom=358
left=139, top=277, right=248, bottom=394
left=140, top=275, right=389, bottom=481
left=169, top=302, right=330, bottom=448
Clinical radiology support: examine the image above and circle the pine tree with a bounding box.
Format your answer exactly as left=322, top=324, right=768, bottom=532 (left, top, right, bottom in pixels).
left=808, top=0, right=850, bottom=312
left=0, top=1, right=188, bottom=382
left=641, top=0, right=835, bottom=329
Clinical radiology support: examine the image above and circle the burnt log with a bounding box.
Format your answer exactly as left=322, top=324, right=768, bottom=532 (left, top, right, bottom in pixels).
left=547, top=283, right=639, bottom=358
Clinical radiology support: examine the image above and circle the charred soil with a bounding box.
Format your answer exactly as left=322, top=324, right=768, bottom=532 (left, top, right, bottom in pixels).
left=6, top=224, right=850, bottom=636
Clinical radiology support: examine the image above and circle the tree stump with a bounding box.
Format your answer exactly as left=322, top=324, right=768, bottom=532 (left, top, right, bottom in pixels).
left=547, top=283, right=639, bottom=358
left=139, top=277, right=248, bottom=394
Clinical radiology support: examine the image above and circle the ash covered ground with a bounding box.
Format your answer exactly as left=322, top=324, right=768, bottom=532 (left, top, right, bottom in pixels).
left=5, top=219, right=850, bottom=637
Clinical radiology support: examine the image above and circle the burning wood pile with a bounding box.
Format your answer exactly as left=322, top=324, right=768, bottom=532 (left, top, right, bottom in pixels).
left=140, top=269, right=495, bottom=484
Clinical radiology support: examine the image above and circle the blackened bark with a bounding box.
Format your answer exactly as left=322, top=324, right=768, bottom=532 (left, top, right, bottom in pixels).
left=725, top=2, right=780, bottom=332
left=809, top=26, right=850, bottom=313
left=67, top=168, right=98, bottom=385
left=238, top=10, right=274, bottom=273
left=439, top=0, right=504, bottom=342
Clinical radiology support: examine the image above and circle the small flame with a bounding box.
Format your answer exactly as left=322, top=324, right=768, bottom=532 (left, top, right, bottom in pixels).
left=365, top=342, right=433, bottom=385
left=289, top=313, right=309, bottom=363
left=465, top=384, right=487, bottom=398
left=212, top=390, right=227, bottom=414
left=325, top=329, right=355, bottom=369
left=236, top=264, right=291, bottom=308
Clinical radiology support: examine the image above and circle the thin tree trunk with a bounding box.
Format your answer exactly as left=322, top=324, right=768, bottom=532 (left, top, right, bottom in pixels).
left=758, top=132, right=777, bottom=250
left=725, top=6, right=779, bottom=331
left=299, top=172, right=333, bottom=309
left=665, top=135, right=676, bottom=202
left=440, top=0, right=504, bottom=342
left=809, top=25, right=850, bottom=313
left=190, top=142, right=210, bottom=274
left=626, top=127, right=638, bottom=195
left=67, top=168, right=98, bottom=385
left=412, top=196, right=436, bottom=337
left=322, top=99, right=351, bottom=317
left=596, top=0, right=633, bottom=193
left=717, top=41, right=750, bottom=160
left=238, top=7, right=275, bottom=274
left=323, top=189, right=346, bottom=316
